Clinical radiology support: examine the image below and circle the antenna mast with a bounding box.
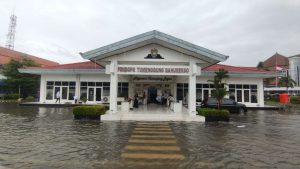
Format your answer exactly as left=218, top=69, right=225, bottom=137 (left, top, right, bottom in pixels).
left=6, top=14, right=17, bottom=50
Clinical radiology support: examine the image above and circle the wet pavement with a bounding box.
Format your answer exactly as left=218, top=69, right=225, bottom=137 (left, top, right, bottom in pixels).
left=0, top=103, right=300, bottom=168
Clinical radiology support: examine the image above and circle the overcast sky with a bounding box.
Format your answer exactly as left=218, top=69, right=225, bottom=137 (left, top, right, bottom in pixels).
left=0, top=0, right=299, bottom=66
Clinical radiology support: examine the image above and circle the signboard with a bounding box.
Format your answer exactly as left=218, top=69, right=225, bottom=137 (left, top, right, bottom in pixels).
left=106, top=64, right=200, bottom=76
left=132, top=76, right=173, bottom=82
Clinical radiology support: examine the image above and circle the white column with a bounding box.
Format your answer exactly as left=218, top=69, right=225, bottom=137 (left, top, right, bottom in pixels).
left=76, top=74, right=80, bottom=99
left=39, top=75, right=46, bottom=103
left=109, top=60, right=118, bottom=114
left=188, top=62, right=197, bottom=116
left=258, top=79, right=264, bottom=106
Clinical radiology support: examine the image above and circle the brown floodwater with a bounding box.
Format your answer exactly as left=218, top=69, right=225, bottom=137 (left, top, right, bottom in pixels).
left=0, top=103, right=299, bottom=169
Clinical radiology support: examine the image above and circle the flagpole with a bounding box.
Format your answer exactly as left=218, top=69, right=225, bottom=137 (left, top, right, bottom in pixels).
left=276, top=54, right=278, bottom=88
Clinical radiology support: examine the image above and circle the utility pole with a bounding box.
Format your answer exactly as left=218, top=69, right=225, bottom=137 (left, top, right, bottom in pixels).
left=6, top=14, right=17, bottom=50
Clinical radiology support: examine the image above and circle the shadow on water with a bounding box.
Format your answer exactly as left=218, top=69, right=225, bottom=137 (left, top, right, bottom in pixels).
left=0, top=104, right=299, bottom=168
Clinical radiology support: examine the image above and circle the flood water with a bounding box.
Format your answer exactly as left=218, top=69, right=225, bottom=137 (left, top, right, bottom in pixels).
left=0, top=103, right=300, bottom=169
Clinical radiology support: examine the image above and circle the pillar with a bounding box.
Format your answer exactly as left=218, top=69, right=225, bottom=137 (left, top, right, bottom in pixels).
left=109, top=60, right=118, bottom=114
left=39, top=75, right=46, bottom=103
left=258, top=80, right=264, bottom=106
left=188, top=62, right=197, bottom=116
left=76, top=74, right=80, bottom=100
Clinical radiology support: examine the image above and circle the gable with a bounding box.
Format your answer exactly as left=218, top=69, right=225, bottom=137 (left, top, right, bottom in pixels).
left=81, top=30, right=228, bottom=65
left=100, top=44, right=207, bottom=64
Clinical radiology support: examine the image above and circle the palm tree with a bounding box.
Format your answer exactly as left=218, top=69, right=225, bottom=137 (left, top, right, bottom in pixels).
left=208, top=68, right=229, bottom=109
left=278, top=75, right=296, bottom=93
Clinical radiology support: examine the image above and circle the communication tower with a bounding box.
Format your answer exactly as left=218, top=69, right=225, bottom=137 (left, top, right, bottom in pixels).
left=5, top=14, right=17, bottom=50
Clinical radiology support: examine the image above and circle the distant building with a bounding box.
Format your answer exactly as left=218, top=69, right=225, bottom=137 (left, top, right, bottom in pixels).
left=262, top=52, right=300, bottom=95
left=262, top=52, right=289, bottom=87
left=0, top=46, right=58, bottom=96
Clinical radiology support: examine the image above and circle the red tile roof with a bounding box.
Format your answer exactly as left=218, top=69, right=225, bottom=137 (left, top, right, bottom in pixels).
left=263, top=52, right=289, bottom=70
left=0, top=47, right=58, bottom=67
left=203, top=64, right=270, bottom=73
left=30, top=61, right=102, bottom=69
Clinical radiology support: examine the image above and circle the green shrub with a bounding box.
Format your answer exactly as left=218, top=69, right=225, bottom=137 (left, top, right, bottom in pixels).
left=3, top=93, right=19, bottom=100
left=290, top=96, right=300, bottom=104
left=197, top=108, right=229, bottom=118
left=73, top=105, right=106, bottom=119
left=24, top=96, right=35, bottom=102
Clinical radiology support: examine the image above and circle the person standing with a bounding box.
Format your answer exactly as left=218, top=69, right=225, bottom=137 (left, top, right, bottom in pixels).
left=74, top=95, right=78, bottom=104
left=55, top=91, right=60, bottom=103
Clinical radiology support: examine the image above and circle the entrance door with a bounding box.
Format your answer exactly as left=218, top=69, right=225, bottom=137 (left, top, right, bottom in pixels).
left=54, top=87, right=60, bottom=100
left=95, top=88, right=102, bottom=101
left=148, top=86, right=157, bottom=103
left=61, top=87, right=68, bottom=100
left=236, top=89, right=242, bottom=102
left=88, top=88, right=94, bottom=101
left=203, top=89, right=209, bottom=100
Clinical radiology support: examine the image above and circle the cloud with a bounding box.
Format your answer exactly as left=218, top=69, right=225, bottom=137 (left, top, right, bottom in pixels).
left=0, top=0, right=299, bottom=66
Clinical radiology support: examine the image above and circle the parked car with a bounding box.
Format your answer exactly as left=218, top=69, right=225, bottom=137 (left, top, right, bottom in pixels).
left=200, top=98, right=247, bottom=113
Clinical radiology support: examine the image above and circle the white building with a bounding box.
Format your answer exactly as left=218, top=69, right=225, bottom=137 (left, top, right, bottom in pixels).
left=20, top=30, right=274, bottom=120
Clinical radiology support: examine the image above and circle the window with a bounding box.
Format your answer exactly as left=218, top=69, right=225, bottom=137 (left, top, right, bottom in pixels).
left=228, top=84, right=258, bottom=103
left=80, top=87, right=87, bottom=99
left=118, top=82, right=129, bottom=97
left=46, top=86, right=53, bottom=100
left=176, top=83, right=188, bottom=101
left=46, top=81, right=76, bottom=100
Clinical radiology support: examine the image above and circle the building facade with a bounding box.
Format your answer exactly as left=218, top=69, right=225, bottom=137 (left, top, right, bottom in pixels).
left=20, top=31, right=274, bottom=118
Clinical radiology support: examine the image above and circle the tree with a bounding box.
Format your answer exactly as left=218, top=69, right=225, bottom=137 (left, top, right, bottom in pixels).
left=256, top=61, right=264, bottom=69
left=2, top=58, right=40, bottom=98
left=278, top=75, right=296, bottom=93
left=208, top=68, right=229, bottom=109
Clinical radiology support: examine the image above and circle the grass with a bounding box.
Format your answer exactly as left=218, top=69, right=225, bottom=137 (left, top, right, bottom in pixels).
left=265, top=100, right=300, bottom=110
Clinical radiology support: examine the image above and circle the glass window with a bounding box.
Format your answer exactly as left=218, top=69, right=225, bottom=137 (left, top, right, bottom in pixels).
left=177, top=83, right=183, bottom=88
left=103, top=87, right=110, bottom=96
left=250, top=85, right=257, bottom=89
left=88, top=82, right=95, bottom=86
left=47, top=81, right=54, bottom=85
left=244, top=90, right=250, bottom=102
left=55, top=81, right=61, bottom=86
left=96, top=82, right=102, bottom=86
left=229, top=84, right=235, bottom=89
left=203, top=84, right=209, bottom=88
left=237, top=90, right=242, bottom=102
left=46, top=86, right=53, bottom=100
left=229, top=89, right=235, bottom=101
left=62, top=81, right=68, bottom=86
left=69, top=82, right=76, bottom=86
left=123, top=83, right=129, bottom=87
left=210, top=84, right=215, bottom=88
left=80, top=87, right=87, bottom=99
left=81, top=82, right=87, bottom=86
left=243, top=85, right=250, bottom=89
left=176, top=88, right=183, bottom=100
left=236, top=84, right=242, bottom=89
left=251, top=90, right=258, bottom=103
left=196, top=89, right=202, bottom=102
left=196, top=84, right=202, bottom=88
left=68, top=87, right=75, bottom=100
left=103, top=82, right=110, bottom=86
left=184, top=83, right=189, bottom=88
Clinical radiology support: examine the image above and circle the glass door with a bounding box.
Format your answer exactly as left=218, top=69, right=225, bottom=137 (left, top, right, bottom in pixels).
left=236, top=89, right=242, bottom=102
left=54, top=87, right=60, bottom=100
left=61, top=87, right=68, bottom=100
left=88, top=88, right=94, bottom=101
left=96, top=88, right=102, bottom=101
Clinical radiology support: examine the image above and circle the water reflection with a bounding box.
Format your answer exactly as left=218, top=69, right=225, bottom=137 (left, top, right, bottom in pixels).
left=0, top=103, right=299, bottom=168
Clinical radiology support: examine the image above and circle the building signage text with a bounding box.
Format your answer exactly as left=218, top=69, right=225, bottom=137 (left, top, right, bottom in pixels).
left=117, top=65, right=190, bottom=75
